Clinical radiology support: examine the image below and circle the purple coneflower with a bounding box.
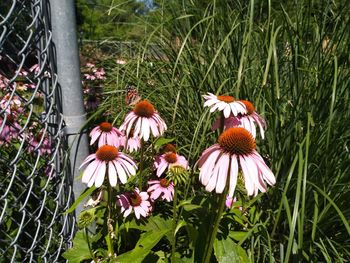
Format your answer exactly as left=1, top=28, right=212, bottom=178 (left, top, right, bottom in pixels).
left=27, top=130, right=52, bottom=155
left=0, top=116, right=21, bottom=145
left=203, top=93, right=247, bottom=118
left=120, top=100, right=167, bottom=141
left=154, top=152, right=188, bottom=177
left=197, top=127, right=275, bottom=197
left=90, top=122, right=124, bottom=148
left=147, top=179, right=174, bottom=202
left=117, top=188, right=151, bottom=219
left=120, top=132, right=141, bottom=152
left=80, top=145, right=137, bottom=187
left=212, top=100, right=266, bottom=139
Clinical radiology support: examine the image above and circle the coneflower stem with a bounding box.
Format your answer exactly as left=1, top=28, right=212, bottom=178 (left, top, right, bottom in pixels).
left=171, top=187, right=178, bottom=262
left=106, top=184, right=114, bottom=257
left=220, top=113, right=225, bottom=133
left=138, top=139, right=145, bottom=189
left=203, top=187, right=228, bottom=263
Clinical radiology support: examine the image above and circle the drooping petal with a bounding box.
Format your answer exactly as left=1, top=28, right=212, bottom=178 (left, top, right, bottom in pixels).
left=108, top=162, right=118, bottom=186
left=94, top=161, right=106, bottom=187
left=82, top=160, right=99, bottom=184
left=114, top=160, right=127, bottom=184
left=228, top=156, right=238, bottom=197
left=215, top=154, right=230, bottom=193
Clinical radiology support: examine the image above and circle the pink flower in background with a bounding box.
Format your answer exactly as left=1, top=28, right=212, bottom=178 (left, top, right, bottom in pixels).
left=84, top=73, right=96, bottom=80
left=80, top=145, right=137, bottom=187
left=117, top=188, right=152, bottom=219
left=225, top=196, right=237, bottom=209
left=94, top=68, right=106, bottom=80
left=197, top=127, right=275, bottom=197
left=212, top=100, right=266, bottom=139
left=203, top=93, right=247, bottom=118
left=90, top=122, right=124, bottom=148
left=0, top=74, right=9, bottom=89
left=0, top=116, right=21, bottom=145
left=27, top=130, right=52, bottom=155
left=116, top=59, right=127, bottom=65
left=120, top=100, right=167, bottom=141
left=120, top=134, right=141, bottom=152
left=0, top=94, right=22, bottom=115
left=86, top=63, right=95, bottom=68
left=154, top=152, right=188, bottom=177
left=148, top=179, right=174, bottom=202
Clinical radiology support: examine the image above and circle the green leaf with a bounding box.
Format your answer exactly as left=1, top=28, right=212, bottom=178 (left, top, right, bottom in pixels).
left=214, top=237, right=249, bottom=263
left=154, top=137, right=175, bottom=151
left=62, top=230, right=92, bottom=263
left=128, top=216, right=173, bottom=241
left=64, top=186, right=96, bottom=214
left=115, top=229, right=169, bottom=263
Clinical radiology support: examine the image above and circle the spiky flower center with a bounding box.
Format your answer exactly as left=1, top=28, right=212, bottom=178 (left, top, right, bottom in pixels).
left=160, top=178, right=170, bottom=187
left=217, top=95, right=235, bottom=103
left=99, top=122, right=113, bottom=132
left=129, top=192, right=142, bottom=206
left=218, top=127, right=256, bottom=155
left=163, top=144, right=176, bottom=153
left=96, top=145, right=118, bottom=161
left=239, top=100, right=255, bottom=115
left=164, top=153, right=177, bottom=163
left=133, top=100, right=155, bottom=118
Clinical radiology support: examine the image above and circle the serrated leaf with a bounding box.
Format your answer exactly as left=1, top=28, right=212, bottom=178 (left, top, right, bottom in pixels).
left=213, top=237, right=249, bottom=263
left=62, top=230, right=92, bottom=263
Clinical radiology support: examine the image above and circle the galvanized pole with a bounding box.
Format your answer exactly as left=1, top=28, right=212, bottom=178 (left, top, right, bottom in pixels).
left=50, top=0, right=89, bottom=216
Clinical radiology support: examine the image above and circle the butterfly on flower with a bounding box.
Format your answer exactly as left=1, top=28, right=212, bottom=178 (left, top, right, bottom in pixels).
left=125, top=85, right=141, bottom=106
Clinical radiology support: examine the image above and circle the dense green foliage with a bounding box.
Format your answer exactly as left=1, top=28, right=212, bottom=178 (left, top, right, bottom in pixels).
left=76, top=0, right=350, bottom=262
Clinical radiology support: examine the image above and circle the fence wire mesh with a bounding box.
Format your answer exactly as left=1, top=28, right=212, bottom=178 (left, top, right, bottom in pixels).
left=0, top=1, right=75, bottom=262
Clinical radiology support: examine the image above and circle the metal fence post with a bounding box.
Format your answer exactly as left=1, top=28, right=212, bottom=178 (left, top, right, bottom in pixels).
left=50, top=0, right=89, bottom=216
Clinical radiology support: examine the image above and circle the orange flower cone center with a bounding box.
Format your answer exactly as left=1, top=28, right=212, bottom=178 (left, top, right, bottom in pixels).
left=99, top=122, right=113, bottom=132
left=164, top=153, right=177, bottom=163
left=129, top=192, right=142, bottom=206
left=96, top=145, right=118, bottom=161
left=163, top=144, right=176, bottom=153
left=217, top=95, right=235, bottom=103
left=239, top=100, right=255, bottom=115
left=133, top=100, right=155, bottom=118
left=160, top=178, right=170, bottom=187
left=218, top=127, right=256, bottom=155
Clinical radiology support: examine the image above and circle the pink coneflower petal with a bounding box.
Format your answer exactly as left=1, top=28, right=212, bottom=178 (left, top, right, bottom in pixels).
left=80, top=145, right=137, bottom=187
left=90, top=122, right=124, bottom=147
left=203, top=93, right=247, bottom=117
left=94, top=161, right=106, bottom=187
left=198, top=127, right=275, bottom=197
left=228, top=156, right=238, bottom=197
left=117, top=189, right=152, bottom=219
left=154, top=152, right=189, bottom=177
left=108, top=162, right=118, bottom=186
left=82, top=160, right=99, bottom=184
left=120, top=100, right=167, bottom=141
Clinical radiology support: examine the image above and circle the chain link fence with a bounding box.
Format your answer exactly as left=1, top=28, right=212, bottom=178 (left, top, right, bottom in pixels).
left=0, top=1, right=75, bottom=261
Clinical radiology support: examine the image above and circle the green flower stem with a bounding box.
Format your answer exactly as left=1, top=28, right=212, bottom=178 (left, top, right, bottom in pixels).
left=106, top=184, right=114, bottom=257
left=171, top=187, right=178, bottom=262
left=138, top=139, right=145, bottom=189
left=203, top=187, right=228, bottom=263
left=84, top=227, right=95, bottom=261
left=219, top=113, right=225, bottom=133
